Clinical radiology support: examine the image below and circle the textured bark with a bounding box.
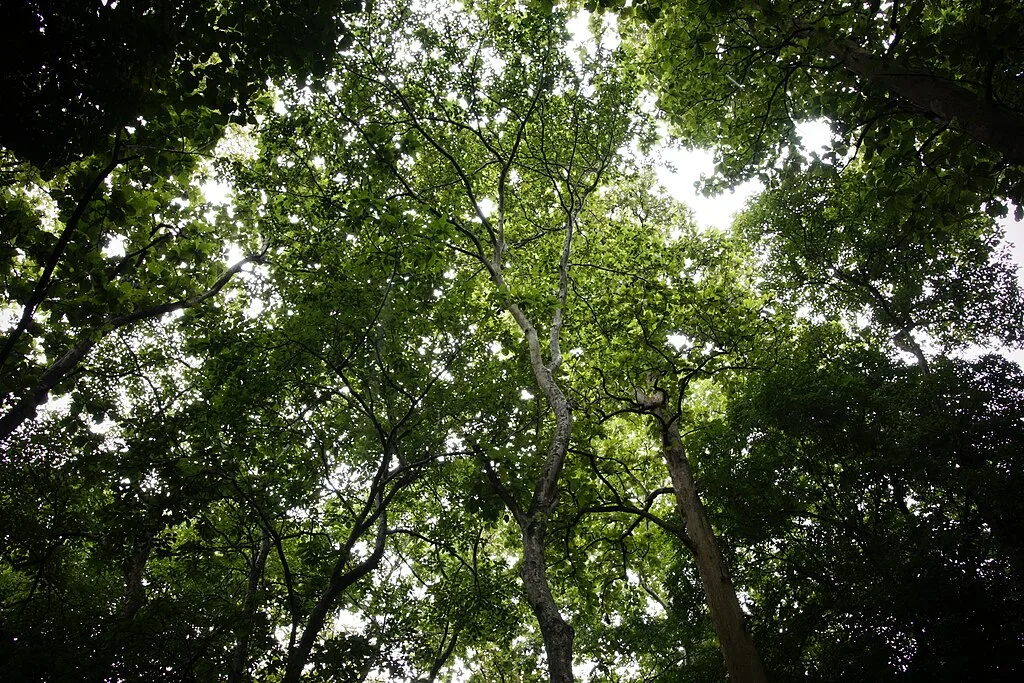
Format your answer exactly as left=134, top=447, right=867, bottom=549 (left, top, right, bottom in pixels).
left=520, top=521, right=575, bottom=683
left=489, top=220, right=577, bottom=682
left=502, top=316, right=577, bottom=682
left=654, top=405, right=768, bottom=683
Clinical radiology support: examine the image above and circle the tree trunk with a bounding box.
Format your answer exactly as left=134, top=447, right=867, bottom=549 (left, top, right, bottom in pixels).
left=654, top=405, right=768, bottom=683
left=519, top=519, right=575, bottom=683
left=229, top=529, right=271, bottom=683
left=118, top=537, right=152, bottom=622
left=495, top=278, right=578, bottom=683
left=806, top=25, right=1024, bottom=165
left=283, top=512, right=387, bottom=683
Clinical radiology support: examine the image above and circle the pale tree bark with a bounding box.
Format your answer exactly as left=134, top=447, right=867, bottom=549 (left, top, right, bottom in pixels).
left=640, top=391, right=767, bottom=683
left=486, top=249, right=577, bottom=683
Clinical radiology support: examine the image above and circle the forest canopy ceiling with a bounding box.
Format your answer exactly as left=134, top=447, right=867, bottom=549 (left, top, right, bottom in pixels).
left=616, top=0, right=1024, bottom=212
left=1, top=1, right=1022, bottom=682
left=0, top=0, right=363, bottom=170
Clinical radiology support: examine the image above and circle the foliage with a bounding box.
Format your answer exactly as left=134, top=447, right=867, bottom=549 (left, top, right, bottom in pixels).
left=693, top=325, right=1024, bottom=680
left=735, top=158, right=1024, bottom=355
left=618, top=0, right=1024, bottom=209
left=0, top=0, right=361, bottom=170
left=2, top=1, right=1022, bottom=682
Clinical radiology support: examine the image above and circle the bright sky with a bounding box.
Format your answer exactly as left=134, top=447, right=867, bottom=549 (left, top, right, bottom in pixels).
left=655, top=145, right=763, bottom=231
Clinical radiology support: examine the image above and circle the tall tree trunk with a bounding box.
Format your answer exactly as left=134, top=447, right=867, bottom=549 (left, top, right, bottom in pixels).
left=490, top=229, right=578, bottom=681
left=653, top=404, right=768, bottom=683
left=519, top=519, right=575, bottom=683
left=119, top=537, right=152, bottom=622
left=229, top=528, right=271, bottom=683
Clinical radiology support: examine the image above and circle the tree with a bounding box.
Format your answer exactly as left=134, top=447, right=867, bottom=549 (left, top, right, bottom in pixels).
left=0, top=135, right=263, bottom=443
left=617, top=0, right=1024, bottom=209
left=554, top=178, right=776, bottom=681
left=734, top=158, right=1024, bottom=369
left=692, top=324, right=1024, bottom=680
left=1, top=0, right=362, bottom=444
left=0, top=0, right=361, bottom=170
left=320, top=4, right=643, bottom=678
left=3, top=1, right=1023, bottom=682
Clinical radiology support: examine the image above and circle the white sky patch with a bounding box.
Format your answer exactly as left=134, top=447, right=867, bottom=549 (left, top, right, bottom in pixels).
left=967, top=208, right=1024, bottom=367
left=0, top=303, right=20, bottom=333
left=666, top=333, right=691, bottom=351
left=656, top=119, right=835, bottom=231
left=102, top=234, right=127, bottom=259
left=200, top=178, right=233, bottom=205
left=566, top=10, right=620, bottom=64
left=795, top=119, right=834, bottom=156
left=656, top=145, right=762, bottom=231
left=1001, top=208, right=1024, bottom=292
left=223, top=242, right=246, bottom=266
left=243, top=297, right=265, bottom=320
left=645, top=592, right=666, bottom=618
left=332, top=609, right=367, bottom=633
left=477, top=197, right=496, bottom=217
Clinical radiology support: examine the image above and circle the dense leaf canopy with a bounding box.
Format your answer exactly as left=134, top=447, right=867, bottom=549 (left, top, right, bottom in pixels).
left=2, top=1, right=1022, bottom=682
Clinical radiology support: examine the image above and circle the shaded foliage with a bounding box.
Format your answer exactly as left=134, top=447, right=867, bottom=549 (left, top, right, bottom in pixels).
left=1, top=1, right=1022, bottom=682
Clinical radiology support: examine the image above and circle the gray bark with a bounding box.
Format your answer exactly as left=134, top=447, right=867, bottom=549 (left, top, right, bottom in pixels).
left=497, top=303, right=577, bottom=682
left=519, top=520, right=575, bottom=683
left=652, top=402, right=768, bottom=683
left=485, top=212, right=578, bottom=682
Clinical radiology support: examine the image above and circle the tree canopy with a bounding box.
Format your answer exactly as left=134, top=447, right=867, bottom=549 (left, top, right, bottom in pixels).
left=2, top=1, right=1022, bottom=682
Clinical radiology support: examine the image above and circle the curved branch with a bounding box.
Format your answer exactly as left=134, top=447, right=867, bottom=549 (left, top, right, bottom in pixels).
left=0, top=253, right=264, bottom=441
left=0, top=133, right=126, bottom=373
